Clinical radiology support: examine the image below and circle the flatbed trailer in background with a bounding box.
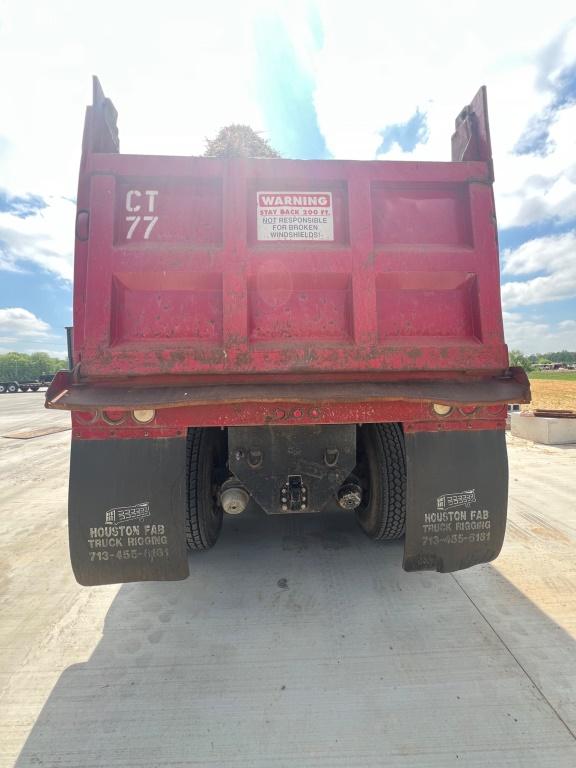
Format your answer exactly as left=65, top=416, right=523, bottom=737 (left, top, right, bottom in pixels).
left=0, top=380, right=43, bottom=393
left=47, top=77, right=530, bottom=585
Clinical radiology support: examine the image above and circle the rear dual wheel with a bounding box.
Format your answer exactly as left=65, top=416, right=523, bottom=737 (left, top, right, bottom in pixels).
left=354, top=423, right=407, bottom=541
left=185, top=428, right=227, bottom=551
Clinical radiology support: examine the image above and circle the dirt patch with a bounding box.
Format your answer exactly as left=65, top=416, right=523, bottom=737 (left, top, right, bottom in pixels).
left=522, top=379, right=576, bottom=412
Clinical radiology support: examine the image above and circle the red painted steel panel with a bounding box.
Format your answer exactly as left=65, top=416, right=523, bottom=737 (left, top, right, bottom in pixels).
left=114, top=177, right=223, bottom=246
left=371, top=183, right=472, bottom=246
left=111, top=273, right=223, bottom=345
left=375, top=272, right=481, bottom=342
left=248, top=272, right=352, bottom=343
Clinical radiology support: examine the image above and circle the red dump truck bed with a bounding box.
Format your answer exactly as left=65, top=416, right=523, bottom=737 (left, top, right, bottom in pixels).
left=74, top=133, right=506, bottom=381
left=48, top=79, right=529, bottom=587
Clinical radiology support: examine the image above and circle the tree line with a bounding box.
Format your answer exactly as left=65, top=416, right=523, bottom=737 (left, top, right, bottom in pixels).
left=509, top=350, right=576, bottom=372
left=0, top=352, right=68, bottom=382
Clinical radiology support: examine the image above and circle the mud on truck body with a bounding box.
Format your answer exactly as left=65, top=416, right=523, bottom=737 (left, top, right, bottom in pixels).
left=46, top=78, right=530, bottom=586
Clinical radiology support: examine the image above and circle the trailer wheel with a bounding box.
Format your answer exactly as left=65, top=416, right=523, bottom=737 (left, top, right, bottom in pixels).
left=30, top=386, right=39, bottom=392
left=20, top=386, right=29, bottom=392
left=186, top=428, right=227, bottom=551
left=7, top=383, right=18, bottom=394
left=0, top=384, right=5, bottom=394
left=355, top=423, right=406, bottom=541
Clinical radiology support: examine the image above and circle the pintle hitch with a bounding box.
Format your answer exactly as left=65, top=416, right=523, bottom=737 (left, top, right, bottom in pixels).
left=281, top=475, right=308, bottom=511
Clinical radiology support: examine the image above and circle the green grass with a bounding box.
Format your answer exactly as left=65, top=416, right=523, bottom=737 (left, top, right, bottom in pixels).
left=528, top=371, right=576, bottom=381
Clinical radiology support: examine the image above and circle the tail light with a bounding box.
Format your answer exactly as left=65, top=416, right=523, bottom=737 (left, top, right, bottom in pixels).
left=102, top=409, right=126, bottom=425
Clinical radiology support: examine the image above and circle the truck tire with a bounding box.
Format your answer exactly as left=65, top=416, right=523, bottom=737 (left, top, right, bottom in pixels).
left=0, top=384, right=5, bottom=393
left=20, top=386, right=29, bottom=392
left=185, top=428, right=227, bottom=551
left=30, top=386, right=40, bottom=392
left=7, top=383, right=18, bottom=394
left=355, top=423, right=406, bottom=541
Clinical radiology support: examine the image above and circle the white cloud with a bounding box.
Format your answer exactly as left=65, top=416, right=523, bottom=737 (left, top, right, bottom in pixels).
left=502, top=230, right=575, bottom=275
left=0, top=1, right=267, bottom=283
left=497, top=106, right=576, bottom=228
left=0, top=308, right=67, bottom=355
left=501, top=231, right=576, bottom=306
left=504, top=311, right=576, bottom=353
left=0, top=1, right=266, bottom=198
left=0, top=197, right=75, bottom=281
left=0, top=307, right=51, bottom=344
left=313, top=3, right=576, bottom=230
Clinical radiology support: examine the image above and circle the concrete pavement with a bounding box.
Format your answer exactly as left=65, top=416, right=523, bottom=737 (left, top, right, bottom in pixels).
left=1, top=393, right=575, bottom=767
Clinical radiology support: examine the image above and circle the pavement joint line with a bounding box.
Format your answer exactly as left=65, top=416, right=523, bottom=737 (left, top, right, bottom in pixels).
left=450, top=572, right=576, bottom=743
left=1, top=425, right=71, bottom=440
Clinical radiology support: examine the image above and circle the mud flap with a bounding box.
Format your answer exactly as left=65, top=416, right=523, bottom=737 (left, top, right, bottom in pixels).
left=69, top=438, right=189, bottom=585
left=403, top=430, right=508, bottom=573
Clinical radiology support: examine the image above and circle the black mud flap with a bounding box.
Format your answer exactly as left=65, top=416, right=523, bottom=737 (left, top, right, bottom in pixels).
left=69, top=438, right=189, bottom=586
left=403, top=430, right=508, bottom=573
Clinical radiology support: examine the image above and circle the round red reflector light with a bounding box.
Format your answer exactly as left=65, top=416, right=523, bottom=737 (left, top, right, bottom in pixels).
left=73, top=410, right=98, bottom=425
left=102, top=409, right=126, bottom=425
left=459, top=405, right=477, bottom=415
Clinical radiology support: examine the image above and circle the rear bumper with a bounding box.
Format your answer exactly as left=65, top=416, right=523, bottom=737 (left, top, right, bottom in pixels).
left=47, top=367, right=530, bottom=412
left=47, top=368, right=529, bottom=435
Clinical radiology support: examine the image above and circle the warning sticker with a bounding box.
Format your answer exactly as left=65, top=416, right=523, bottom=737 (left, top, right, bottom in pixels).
left=257, top=191, right=334, bottom=241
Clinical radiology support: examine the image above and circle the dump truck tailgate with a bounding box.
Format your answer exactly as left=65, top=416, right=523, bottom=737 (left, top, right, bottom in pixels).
left=75, top=153, right=506, bottom=379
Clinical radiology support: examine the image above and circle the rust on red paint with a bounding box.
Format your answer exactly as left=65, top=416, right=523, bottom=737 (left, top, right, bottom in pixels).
left=67, top=398, right=509, bottom=441
left=47, top=368, right=529, bottom=413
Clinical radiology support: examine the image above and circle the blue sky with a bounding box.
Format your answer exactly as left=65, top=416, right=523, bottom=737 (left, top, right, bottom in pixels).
left=0, top=1, right=575, bottom=355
